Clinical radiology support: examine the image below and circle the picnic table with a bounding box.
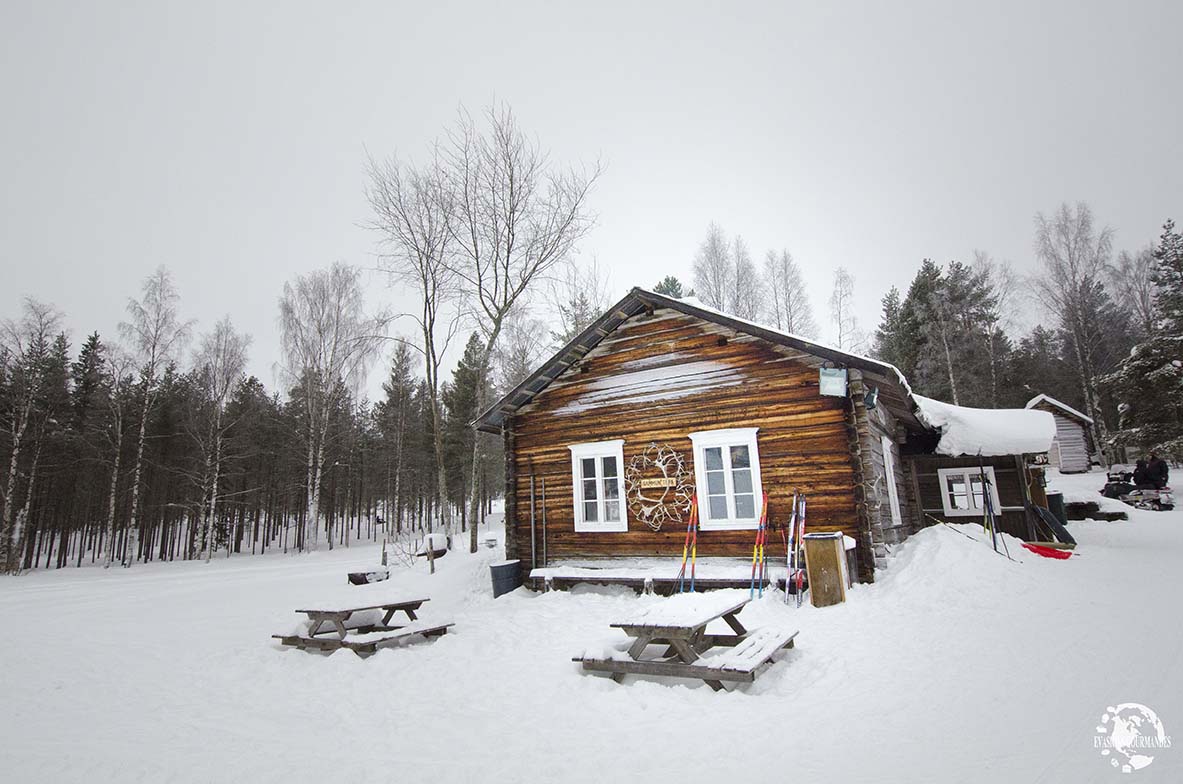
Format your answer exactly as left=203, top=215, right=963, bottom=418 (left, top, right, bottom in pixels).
left=272, top=598, right=452, bottom=656
left=574, top=593, right=797, bottom=691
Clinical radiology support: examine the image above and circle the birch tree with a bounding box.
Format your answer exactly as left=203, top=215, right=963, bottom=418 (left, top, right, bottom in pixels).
left=118, top=267, right=192, bottom=567
left=279, top=263, right=385, bottom=552
left=763, top=249, right=818, bottom=337
left=729, top=236, right=762, bottom=320
left=192, top=318, right=250, bottom=561
left=1032, top=202, right=1115, bottom=446
left=100, top=346, right=136, bottom=567
left=829, top=267, right=864, bottom=351
left=972, top=251, right=1017, bottom=407
left=692, top=223, right=732, bottom=310
left=550, top=259, right=611, bottom=347
left=366, top=149, right=461, bottom=542
left=0, top=299, right=63, bottom=572
left=1111, top=246, right=1158, bottom=339
left=443, top=104, right=600, bottom=553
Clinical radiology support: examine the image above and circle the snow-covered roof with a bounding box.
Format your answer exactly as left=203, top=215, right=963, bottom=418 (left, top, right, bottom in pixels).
left=1024, top=394, right=1094, bottom=424
left=913, top=395, right=1057, bottom=457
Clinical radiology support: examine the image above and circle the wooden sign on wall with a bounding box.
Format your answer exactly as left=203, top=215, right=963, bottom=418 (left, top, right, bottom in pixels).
left=624, top=443, right=694, bottom=531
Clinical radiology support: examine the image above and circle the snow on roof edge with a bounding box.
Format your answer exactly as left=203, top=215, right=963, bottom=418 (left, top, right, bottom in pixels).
left=914, top=394, right=1057, bottom=457
left=1024, top=393, right=1094, bottom=424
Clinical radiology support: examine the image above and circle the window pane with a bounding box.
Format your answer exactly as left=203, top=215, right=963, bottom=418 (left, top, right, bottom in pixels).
left=583, top=478, right=599, bottom=501
left=581, top=457, right=597, bottom=479
left=601, top=456, right=618, bottom=478
left=970, top=476, right=986, bottom=509
left=732, top=468, right=752, bottom=494
left=604, top=500, right=620, bottom=522
left=730, top=445, right=751, bottom=469
left=947, top=476, right=968, bottom=510
left=584, top=501, right=598, bottom=522
left=708, top=496, right=728, bottom=520
left=704, top=447, right=723, bottom=470
left=604, top=477, right=619, bottom=500
left=706, top=470, right=726, bottom=495
left=734, top=494, right=755, bottom=519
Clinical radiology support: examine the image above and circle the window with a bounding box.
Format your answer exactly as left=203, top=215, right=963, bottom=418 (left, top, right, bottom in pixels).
left=936, top=466, right=1001, bottom=517
left=569, top=440, right=627, bottom=532
left=881, top=434, right=903, bottom=527
left=689, top=428, right=763, bottom=530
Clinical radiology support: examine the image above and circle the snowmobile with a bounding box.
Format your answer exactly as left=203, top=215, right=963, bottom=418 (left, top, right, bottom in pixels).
left=1100, top=464, right=1175, bottom=511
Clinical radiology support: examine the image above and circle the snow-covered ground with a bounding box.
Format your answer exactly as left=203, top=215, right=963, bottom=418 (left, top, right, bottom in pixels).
left=1, top=470, right=1180, bottom=783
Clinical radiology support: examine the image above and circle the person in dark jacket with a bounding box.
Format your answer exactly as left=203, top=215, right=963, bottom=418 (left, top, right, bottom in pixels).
left=1133, top=459, right=1154, bottom=489
left=1147, top=454, right=1170, bottom=489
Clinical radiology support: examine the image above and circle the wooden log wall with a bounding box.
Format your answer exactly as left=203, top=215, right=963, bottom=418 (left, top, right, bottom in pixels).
left=504, top=309, right=863, bottom=569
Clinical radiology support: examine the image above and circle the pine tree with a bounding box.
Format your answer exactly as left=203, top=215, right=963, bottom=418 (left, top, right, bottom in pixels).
left=653, top=276, right=685, bottom=298
left=442, top=334, right=483, bottom=521
left=1152, top=219, right=1183, bottom=335
left=872, top=287, right=906, bottom=368
left=1102, top=219, right=1183, bottom=457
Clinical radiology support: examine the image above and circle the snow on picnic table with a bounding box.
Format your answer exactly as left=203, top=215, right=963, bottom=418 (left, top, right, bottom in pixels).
left=610, top=588, right=749, bottom=628
left=2, top=481, right=1182, bottom=784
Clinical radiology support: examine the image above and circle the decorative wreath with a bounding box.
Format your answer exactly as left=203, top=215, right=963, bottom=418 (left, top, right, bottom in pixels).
left=624, top=443, right=695, bottom=531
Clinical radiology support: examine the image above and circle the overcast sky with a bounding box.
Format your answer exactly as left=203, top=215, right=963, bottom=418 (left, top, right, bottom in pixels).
left=3, top=1, right=1180, bottom=398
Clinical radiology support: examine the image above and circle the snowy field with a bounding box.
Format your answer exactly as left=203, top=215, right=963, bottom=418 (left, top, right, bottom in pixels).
left=1, top=470, right=1180, bottom=783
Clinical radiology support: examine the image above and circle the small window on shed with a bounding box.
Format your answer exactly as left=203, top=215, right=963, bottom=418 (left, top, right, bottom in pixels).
left=936, top=466, right=1001, bottom=517
left=569, top=440, right=627, bottom=532
left=689, top=428, right=763, bottom=530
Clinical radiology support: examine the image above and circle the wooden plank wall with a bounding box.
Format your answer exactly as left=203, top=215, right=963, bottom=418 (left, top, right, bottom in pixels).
left=504, top=309, right=862, bottom=569
left=907, top=454, right=1032, bottom=539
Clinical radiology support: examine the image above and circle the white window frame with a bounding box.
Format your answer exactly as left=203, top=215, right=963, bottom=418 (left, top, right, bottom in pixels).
left=881, top=434, right=903, bottom=527
left=569, top=440, right=627, bottom=532
left=936, top=466, right=1002, bottom=517
left=689, top=428, right=764, bottom=531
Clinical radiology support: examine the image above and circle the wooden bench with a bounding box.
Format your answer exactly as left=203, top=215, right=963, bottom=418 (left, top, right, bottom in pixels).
left=573, top=594, right=798, bottom=691
left=273, top=620, right=454, bottom=656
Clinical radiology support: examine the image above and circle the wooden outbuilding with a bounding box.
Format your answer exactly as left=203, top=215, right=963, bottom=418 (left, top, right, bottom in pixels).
left=474, top=289, right=1057, bottom=587
left=1025, top=394, right=1095, bottom=473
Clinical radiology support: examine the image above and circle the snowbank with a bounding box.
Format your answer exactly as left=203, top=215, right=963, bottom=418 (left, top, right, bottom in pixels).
left=913, top=394, right=1056, bottom=456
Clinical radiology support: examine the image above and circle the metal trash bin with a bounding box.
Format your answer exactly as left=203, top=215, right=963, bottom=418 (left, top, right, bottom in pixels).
left=489, top=560, right=522, bottom=598
left=1046, top=491, right=1068, bottom=527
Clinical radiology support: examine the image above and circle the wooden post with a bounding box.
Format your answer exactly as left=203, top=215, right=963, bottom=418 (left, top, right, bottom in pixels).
left=846, top=369, right=882, bottom=583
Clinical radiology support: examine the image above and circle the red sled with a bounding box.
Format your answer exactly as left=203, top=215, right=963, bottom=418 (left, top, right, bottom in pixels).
left=1021, top=542, right=1074, bottom=560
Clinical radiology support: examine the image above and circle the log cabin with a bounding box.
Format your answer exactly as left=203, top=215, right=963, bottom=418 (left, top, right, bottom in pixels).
left=1025, top=394, right=1095, bottom=473
left=474, top=288, right=1057, bottom=589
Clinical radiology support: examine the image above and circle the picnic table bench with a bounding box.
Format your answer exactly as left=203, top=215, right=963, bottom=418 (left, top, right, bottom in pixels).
left=272, top=598, right=452, bottom=657
left=574, top=594, right=797, bottom=691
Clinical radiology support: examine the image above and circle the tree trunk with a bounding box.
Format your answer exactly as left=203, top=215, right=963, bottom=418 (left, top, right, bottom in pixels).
left=124, top=387, right=153, bottom=567
left=11, top=439, right=44, bottom=572
left=1, top=397, right=33, bottom=572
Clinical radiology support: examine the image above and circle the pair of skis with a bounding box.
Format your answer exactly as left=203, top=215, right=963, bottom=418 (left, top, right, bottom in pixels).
left=749, top=491, right=770, bottom=598
left=676, top=496, right=699, bottom=593
left=784, top=492, right=807, bottom=606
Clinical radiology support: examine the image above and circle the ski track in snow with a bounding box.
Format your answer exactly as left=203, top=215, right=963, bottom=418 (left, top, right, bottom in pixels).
left=0, top=470, right=1181, bottom=783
